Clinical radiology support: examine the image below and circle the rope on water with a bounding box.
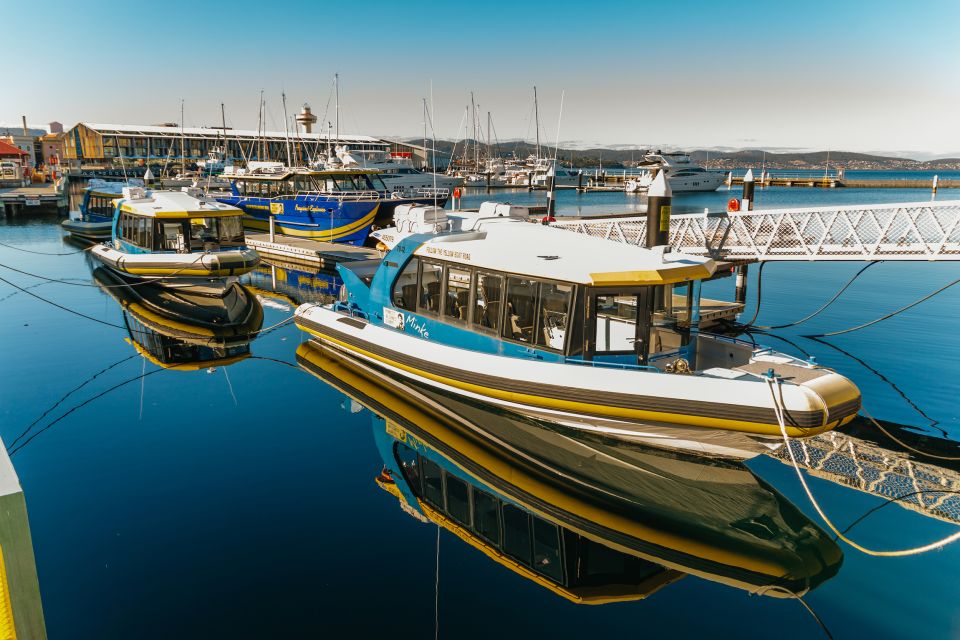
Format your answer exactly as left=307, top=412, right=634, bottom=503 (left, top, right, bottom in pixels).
left=860, top=405, right=960, bottom=462
left=0, top=253, right=208, bottom=288
left=0, top=275, right=129, bottom=330
left=754, top=261, right=880, bottom=330
left=751, top=585, right=833, bottom=640
left=0, top=238, right=93, bottom=256
left=804, top=277, right=960, bottom=338
left=767, top=376, right=960, bottom=556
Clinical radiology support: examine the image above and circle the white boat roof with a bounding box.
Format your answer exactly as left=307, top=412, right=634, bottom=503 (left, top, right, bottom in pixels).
left=413, top=219, right=715, bottom=286
left=119, top=189, right=241, bottom=219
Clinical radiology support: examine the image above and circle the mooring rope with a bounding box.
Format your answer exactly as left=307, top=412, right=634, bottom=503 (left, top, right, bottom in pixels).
left=752, top=585, right=833, bottom=639
left=766, top=376, right=960, bottom=556
left=804, top=277, right=960, bottom=338
left=0, top=253, right=209, bottom=289
left=0, top=239, right=93, bottom=256
left=860, top=405, right=960, bottom=462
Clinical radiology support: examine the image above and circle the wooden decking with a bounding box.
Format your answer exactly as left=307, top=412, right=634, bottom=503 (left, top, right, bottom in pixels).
left=245, top=232, right=381, bottom=268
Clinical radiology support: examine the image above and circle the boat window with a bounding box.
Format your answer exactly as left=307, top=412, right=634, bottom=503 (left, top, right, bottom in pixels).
left=472, top=488, right=500, bottom=545
left=421, top=457, right=444, bottom=509
left=473, top=271, right=503, bottom=333
left=158, top=222, right=185, bottom=252
left=504, top=277, right=539, bottom=344
left=537, top=283, right=572, bottom=351
left=189, top=217, right=220, bottom=249
left=219, top=216, right=245, bottom=245
left=443, top=267, right=471, bottom=323
left=445, top=475, right=471, bottom=526
left=392, top=257, right=420, bottom=312
left=593, top=293, right=640, bottom=354
left=532, top=518, right=564, bottom=582
left=572, top=537, right=663, bottom=588
left=418, top=261, right=443, bottom=315
left=501, top=504, right=532, bottom=566
left=394, top=442, right=421, bottom=492
left=140, top=217, right=153, bottom=249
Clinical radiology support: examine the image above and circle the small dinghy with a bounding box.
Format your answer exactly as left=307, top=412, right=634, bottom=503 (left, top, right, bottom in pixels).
left=294, top=204, right=861, bottom=457
left=90, top=185, right=260, bottom=293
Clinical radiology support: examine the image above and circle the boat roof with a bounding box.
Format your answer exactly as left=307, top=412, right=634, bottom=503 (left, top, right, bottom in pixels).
left=412, top=219, right=715, bottom=286
left=119, top=189, right=242, bottom=218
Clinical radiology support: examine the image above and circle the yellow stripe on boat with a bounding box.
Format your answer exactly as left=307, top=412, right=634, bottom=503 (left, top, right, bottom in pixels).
left=119, top=204, right=242, bottom=219
left=589, top=263, right=713, bottom=286
left=298, top=326, right=850, bottom=438
left=0, top=546, right=16, bottom=640
left=243, top=205, right=378, bottom=240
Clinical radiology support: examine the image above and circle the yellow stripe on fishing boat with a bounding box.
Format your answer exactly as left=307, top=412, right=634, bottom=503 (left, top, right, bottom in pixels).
left=243, top=206, right=378, bottom=240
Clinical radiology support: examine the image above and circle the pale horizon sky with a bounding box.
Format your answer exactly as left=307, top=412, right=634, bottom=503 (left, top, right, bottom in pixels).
left=3, top=0, right=959, bottom=159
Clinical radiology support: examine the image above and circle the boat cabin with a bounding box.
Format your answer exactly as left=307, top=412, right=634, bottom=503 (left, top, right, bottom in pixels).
left=226, top=168, right=391, bottom=199
left=113, top=186, right=247, bottom=254
left=356, top=216, right=716, bottom=368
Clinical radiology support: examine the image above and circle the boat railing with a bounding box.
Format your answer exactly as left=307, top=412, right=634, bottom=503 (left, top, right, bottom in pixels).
left=296, top=190, right=382, bottom=202
left=565, top=357, right=661, bottom=372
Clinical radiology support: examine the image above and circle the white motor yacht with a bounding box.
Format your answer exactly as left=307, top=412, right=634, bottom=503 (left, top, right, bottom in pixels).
left=642, top=151, right=725, bottom=192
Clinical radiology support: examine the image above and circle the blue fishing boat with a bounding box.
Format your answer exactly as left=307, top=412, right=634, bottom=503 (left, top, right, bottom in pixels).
left=294, top=204, right=862, bottom=458
left=216, top=166, right=450, bottom=245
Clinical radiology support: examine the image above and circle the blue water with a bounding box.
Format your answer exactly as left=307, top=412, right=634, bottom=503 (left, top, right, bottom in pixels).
left=1, top=183, right=959, bottom=638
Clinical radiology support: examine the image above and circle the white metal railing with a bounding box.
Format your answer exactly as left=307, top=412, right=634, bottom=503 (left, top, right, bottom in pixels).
left=552, top=200, right=960, bottom=261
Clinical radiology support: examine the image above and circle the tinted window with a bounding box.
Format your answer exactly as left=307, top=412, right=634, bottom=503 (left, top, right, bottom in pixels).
left=395, top=443, right=420, bottom=492
left=501, top=504, right=532, bottom=565
left=418, top=261, right=443, bottom=315
left=473, top=272, right=503, bottom=332
left=472, top=489, right=500, bottom=544
left=421, top=457, right=444, bottom=508
left=445, top=475, right=470, bottom=526
left=504, top=277, right=539, bottom=343
left=537, top=283, right=573, bottom=351
left=392, top=257, right=420, bottom=312
left=532, top=518, right=563, bottom=582
left=444, top=267, right=471, bottom=322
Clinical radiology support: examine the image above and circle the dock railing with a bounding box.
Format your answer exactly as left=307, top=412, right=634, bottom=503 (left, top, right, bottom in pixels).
left=552, top=200, right=960, bottom=261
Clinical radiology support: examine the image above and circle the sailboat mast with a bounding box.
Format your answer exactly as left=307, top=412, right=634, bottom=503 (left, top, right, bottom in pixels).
left=282, top=92, right=292, bottom=167
left=220, top=102, right=227, bottom=163
left=487, top=111, right=491, bottom=163
left=534, top=86, right=540, bottom=159
left=180, top=99, right=185, bottom=167
left=335, top=73, right=340, bottom=144
left=257, top=90, right=264, bottom=160
left=423, top=97, right=428, bottom=171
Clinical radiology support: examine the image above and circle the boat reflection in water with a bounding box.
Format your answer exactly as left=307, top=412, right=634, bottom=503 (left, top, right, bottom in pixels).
left=297, top=340, right=843, bottom=602
left=93, top=267, right=264, bottom=369
left=242, top=258, right=342, bottom=306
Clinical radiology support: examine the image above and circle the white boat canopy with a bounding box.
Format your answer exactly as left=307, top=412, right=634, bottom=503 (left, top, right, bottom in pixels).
left=118, top=187, right=242, bottom=219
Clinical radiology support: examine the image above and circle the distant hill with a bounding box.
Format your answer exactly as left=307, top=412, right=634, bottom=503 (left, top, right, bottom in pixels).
left=398, top=138, right=960, bottom=170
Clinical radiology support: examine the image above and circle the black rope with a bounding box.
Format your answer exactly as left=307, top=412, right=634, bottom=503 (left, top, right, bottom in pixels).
left=6, top=354, right=138, bottom=450
left=741, top=260, right=768, bottom=326
left=8, top=367, right=166, bottom=457
left=805, top=277, right=960, bottom=338
left=0, top=238, right=92, bottom=256
left=0, top=275, right=129, bottom=329
left=755, top=261, right=880, bottom=329
left=0, top=254, right=206, bottom=289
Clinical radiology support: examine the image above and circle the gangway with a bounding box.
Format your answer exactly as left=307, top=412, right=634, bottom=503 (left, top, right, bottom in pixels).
left=552, top=200, right=960, bottom=261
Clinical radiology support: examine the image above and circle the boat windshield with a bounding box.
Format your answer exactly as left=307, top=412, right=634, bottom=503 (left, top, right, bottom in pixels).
left=187, top=216, right=245, bottom=249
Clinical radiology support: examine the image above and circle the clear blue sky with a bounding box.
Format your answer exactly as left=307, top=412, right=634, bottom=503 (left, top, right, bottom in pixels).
left=3, top=0, right=959, bottom=157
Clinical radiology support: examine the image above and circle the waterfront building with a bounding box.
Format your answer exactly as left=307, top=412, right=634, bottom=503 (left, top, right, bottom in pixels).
left=62, top=122, right=389, bottom=168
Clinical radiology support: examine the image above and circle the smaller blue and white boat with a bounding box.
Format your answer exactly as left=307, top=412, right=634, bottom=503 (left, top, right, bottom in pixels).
left=61, top=178, right=141, bottom=241
left=90, top=185, right=260, bottom=294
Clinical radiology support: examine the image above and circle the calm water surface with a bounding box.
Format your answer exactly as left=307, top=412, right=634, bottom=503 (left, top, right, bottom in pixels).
left=1, top=185, right=959, bottom=638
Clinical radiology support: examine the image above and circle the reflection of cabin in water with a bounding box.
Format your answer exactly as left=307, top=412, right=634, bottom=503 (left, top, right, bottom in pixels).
left=387, top=433, right=682, bottom=603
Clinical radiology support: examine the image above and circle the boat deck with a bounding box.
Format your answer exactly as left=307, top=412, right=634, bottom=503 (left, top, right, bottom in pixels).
left=245, top=232, right=381, bottom=268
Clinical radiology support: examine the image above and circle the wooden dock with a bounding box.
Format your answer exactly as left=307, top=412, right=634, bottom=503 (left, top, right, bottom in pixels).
left=245, top=232, right=380, bottom=268
left=0, top=184, right=67, bottom=214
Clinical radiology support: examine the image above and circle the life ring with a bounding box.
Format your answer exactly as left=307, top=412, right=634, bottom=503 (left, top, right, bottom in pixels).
left=541, top=215, right=556, bottom=225
left=453, top=187, right=462, bottom=199
left=727, top=198, right=741, bottom=212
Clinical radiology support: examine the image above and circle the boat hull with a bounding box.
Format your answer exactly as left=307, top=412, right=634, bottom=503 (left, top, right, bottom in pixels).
left=61, top=218, right=112, bottom=241
left=216, top=195, right=379, bottom=245
left=294, top=304, right=860, bottom=456
left=90, top=244, right=260, bottom=291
